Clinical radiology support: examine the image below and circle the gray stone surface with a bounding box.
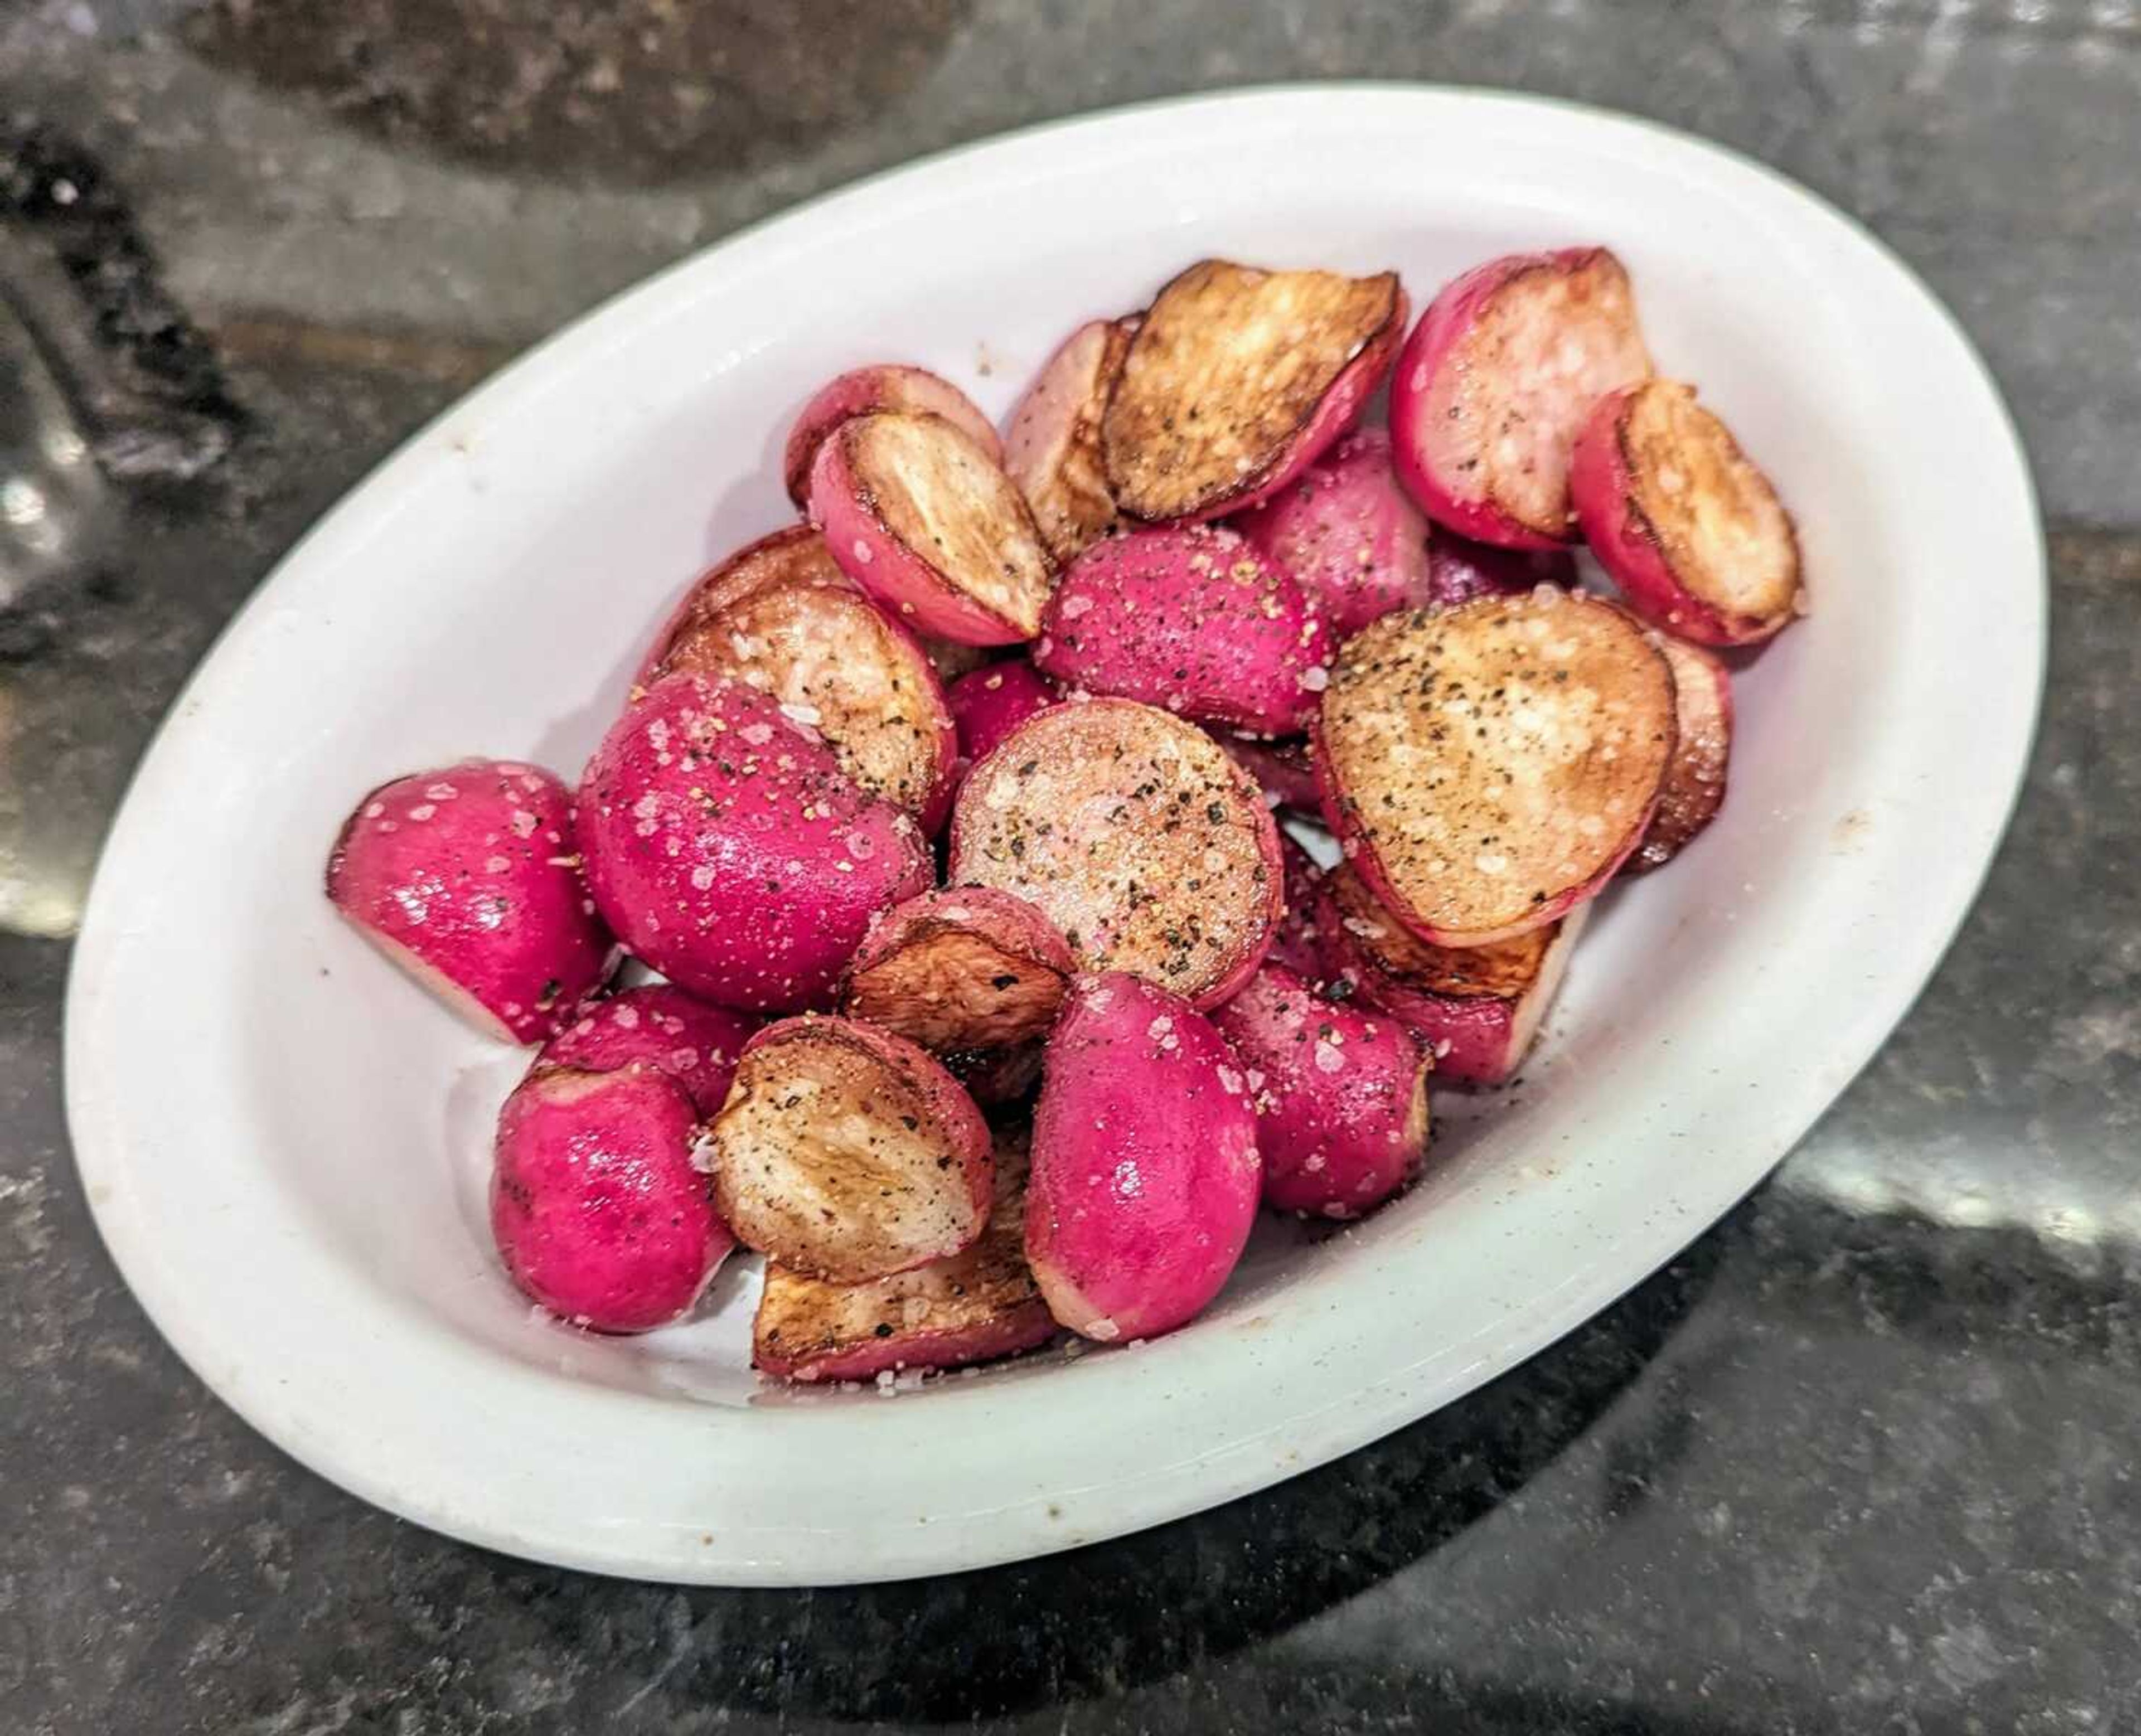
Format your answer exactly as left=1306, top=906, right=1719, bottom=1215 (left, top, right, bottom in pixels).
left=2, top=3, right=2137, bottom=1731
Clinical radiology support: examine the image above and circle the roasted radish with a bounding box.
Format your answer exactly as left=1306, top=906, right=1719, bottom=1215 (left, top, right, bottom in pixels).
left=1103, top=259, right=1406, bottom=523
left=1629, top=635, right=1733, bottom=871
left=1025, top=973, right=1260, bottom=1341
left=1034, top=523, right=1330, bottom=735
left=326, top=759, right=612, bottom=1044
left=707, top=1016, right=992, bottom=1283
left=840, top=886, right=1075, bottom=1056
left=1234, top=428, right=1435, bottom=638
left=491, top=1065, right=732, bottom=1332
left=1212, top=963, right=1432, bottom=1218
left=1002, top=317, right=1136, bottom=563
left=809, top=411, right=1055, bottom=645
left=782, top=365, right=1000, bottom=507
left=948, top=699, right=1283, bottom=1008
left=1319, top=862, right=1586, bottom=1086
left=1315, top=589, right=1675, bottom=945
left=579, top=674, right=932, bottom=1012
left=753, top=1124, right=1054, bottom=1382
left=1570, top=380, right=1805, bottom=645
left=641, top=526, right=957, bottom=831
left=1391, top=248, right=1650, bottom=548
left=946, top=661, right=1059, bottom=766
left=539, top=983, right=757, bottom=1115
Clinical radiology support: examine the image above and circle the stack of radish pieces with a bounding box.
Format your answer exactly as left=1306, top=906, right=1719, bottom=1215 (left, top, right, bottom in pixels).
left=326, top=246, right=1803, bottom=1381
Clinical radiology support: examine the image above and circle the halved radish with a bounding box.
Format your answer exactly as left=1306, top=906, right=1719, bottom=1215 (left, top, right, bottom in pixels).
left=1427, top=532, right=1578, bottom=609
left=706, top=1016, right=992, bottom=1283
left=946, top=661, right=1059, bottom=766
left=1215, top=732, right=1319, bottom=816
left=1570, top=380, right=1805, bottom=645
left=539, top=983, right=756, bottom=1115
left=1314, top=589, right=1675, bottom=945
left=840, top=886, right=1075, bottom=1055
left=1318, top=862, right=1586, bottom=1086
left=1391, top=248, right=1651, bottom=549
left=782, top=365, right=1000, bottom=507
left=326, top=759, right=613, bottom=1044
left=1629, top=635, right=1734, bottom=872
left=1035, top=523, right=1330, bottom=735
left=641, top=525, right=957, bottom=831
left=1234, top=428, right=1436, bottom=638
left=1002, top=316, right=1136, bottom=563
left=753, top=1123, right=1054, bottom=1383
left=947, top=699, right=1282, bottom=1008
left=808, top=411, right=1055, bottom=645
left=1103, top=259, right=1407, bottom=523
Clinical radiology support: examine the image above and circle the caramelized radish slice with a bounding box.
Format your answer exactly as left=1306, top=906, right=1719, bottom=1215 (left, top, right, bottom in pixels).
left=579, top=674, right=932, bottom=1012
left=1427, top=533, right=1578, bottom=609
left=1215, top=732, right=1319, bottom=816
left=326, top=759, right=613, bottom=1044
left=1267, top=830, right=1330, bottom=978
left=1103, top=259, right=1406, bottom=523
left=492, top=1065, right=732, bottom=1332
left=1234, top=429, right=1435, bottom=638
left=946, top=661, right=1059, bottom=765
left=810, top=411, right=1056, bottom=645
left=1212, top=962, right=1432, bottom=1219
left=1003, top=317, right=1137, bottom=563
left=948, top=699, right=1283, bottom=1008
left=1025, top=973, right=1260, bottom=1341
left=1034, top=523, right=1331, bottom=735
left=840, top=886, right=1075, bottom=1055
left=753, top=1124, right=1054, bottom=1382
left=1391, top=248, right=1651, bottom=549
left=1629, top=636, right=1734, bottom=872
left=1571, top=380, right=1805, bottom=646
left=1314, top=589, right=1676, bottom=946
left=707, top=1016, right=992, bottom=1283
left=1319, top=864, right=1586, bottom=1086
left=782, top=365, right=1000, bottom=507
left=642, top=526, right=957, bottom=831
left=539, top=983, right=757, bottom=1115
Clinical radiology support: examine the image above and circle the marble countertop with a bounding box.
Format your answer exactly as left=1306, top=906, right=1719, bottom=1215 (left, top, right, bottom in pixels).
left=3, top=3, right=2136, bottom=1730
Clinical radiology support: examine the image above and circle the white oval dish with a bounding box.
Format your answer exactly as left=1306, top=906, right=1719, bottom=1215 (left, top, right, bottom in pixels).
left=64, top=86, right=2042, bottom=1585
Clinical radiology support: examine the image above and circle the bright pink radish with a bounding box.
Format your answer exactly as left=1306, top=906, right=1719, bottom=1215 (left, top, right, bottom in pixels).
left=579, top=674, right=931, bottom=1012
left=1391, top=248, right=1651, bottom=549
left=491, top=1065, right=732, bottom=1332
left=326, top=760, right=612, bottom=1044
left=1234, top=429, right=1435, bottom=638
left=1427, top=533, right=1578, bottom=608
left=1267, top=831, right=1329, bottom=978
left=1628, top=635, right=1734, bottom=872
left=1034, top=523, right=1330, bottom=735
left=1570, top=380, right=1805, bottom=646
left=946, top=661, right=1059, bottom=765
left=1318, top=864, right=1586, bottom=1086
left=540, top=984, right=756, bottom=1115
left=1212, top=963, right=1431, bottom=1218
left=810, top=411, right=1055, bottom=645
left=1025, top=973, right=1260, bottom=1341
left=1103, top=259, right=1406, bottom=523
left=1002, top=317, right=1136, bottom=563
left=782, top=365, right=1000, bottom=507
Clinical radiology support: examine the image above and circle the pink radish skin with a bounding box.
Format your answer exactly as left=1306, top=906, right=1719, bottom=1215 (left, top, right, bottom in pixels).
left=1391, top=248, right=1650, bottom=550
left=1568, top=381, right=1805, bottom=647
left=491, top=1065, right=733, bottom=1333
left=1317, top=864, right=1587, bottom=1087
left=1025, top=973, right=1261, bottom=1341
left=1267, top=831, right=1329, bottom=979
left=1628, top=637, right=1734, bottom=872
left=946, top=662, right=1060, bottom=765
left=1002, top=316, right=1137, bottom=563
left=326, top=760, right=613, bottom=1044
left=1216, top=733, right=1319, bottom=816
left=1212, top=963, right=1432, bottom=1218
left=579, top=674, right=931, bottom=1012
left=1234, top=429, right=1436, bottom=638
left=540, top=985, right=757, bottom=1115
left=782, top=365, right=1000, bottom=507
left=1035, top=524, right=1331, bottom=735
left=1427, top=534, right=1578, bottom=609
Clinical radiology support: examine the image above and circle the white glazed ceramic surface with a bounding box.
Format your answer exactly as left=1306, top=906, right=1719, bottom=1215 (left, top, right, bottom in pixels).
left=65, top=88, right=2042, bottom=1584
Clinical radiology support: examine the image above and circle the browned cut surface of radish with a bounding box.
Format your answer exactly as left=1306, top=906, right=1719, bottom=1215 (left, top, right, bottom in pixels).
left=1103, top=260, right=1403, bottom=522
left=646, top=527, right=953, bottom=828
left=781, top=364, right=1000, bottom=507
left=1316, top=589, right=1676, bottom=945
left=1629, top=636, right=1733, bottom=871
left=1003, top=317, right=1137, bottom=564
left=708, top=1016, right=992, bottom=1283
left=840, top=886, right=1074, bottom=1054
left=753, top=1126, right=1053, bottom=1383
left=947, top=699, right=1282, bottom=1008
